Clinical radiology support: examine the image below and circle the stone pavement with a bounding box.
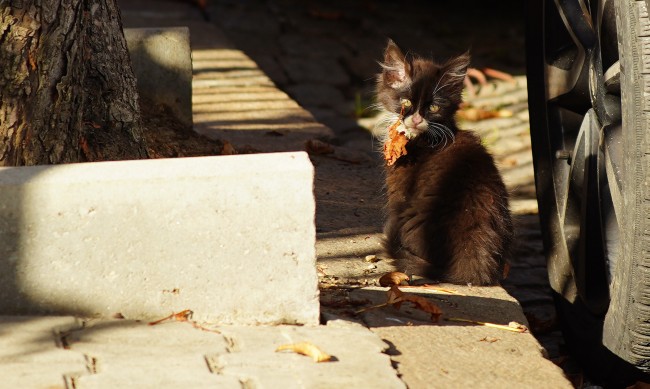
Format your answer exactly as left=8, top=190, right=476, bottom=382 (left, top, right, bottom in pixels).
left=207, top=0, right=564, bottom=362
left=0, top=0, right=572, bottom=387
left=0, top=316, right=404, bottom=388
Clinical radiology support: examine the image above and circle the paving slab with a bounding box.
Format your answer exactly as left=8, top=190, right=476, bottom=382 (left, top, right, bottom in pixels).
left=75, top=372, right=237, bottom=389
left=373, top=325, right=567, bottom=389
left=0, top=153, right=318, bottom=324
left=210, top=322, right=406, bottom=389
left=347, top=285, right=571, bottom=388
left=9, top=317, right=403, bottom=389
left=0, top=316, right=87, bottom=389
left=63, top=319, right=237, bottom=388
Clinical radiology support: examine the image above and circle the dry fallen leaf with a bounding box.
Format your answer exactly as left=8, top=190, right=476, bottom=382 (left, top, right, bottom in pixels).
left=276, top=342, right=332, bottom=362
left=386, top=285, right=405, bottom=307
left=356, top=282, right=443, bottom=322
left=457, top=107, right=513, bottom=122
left=383, top=122, right=408, bottom=166
left=379, top=271, right=410, bottom=287
left=399, top=293, right=442, bottom=322
left=221, top=141, right=237, bottom=155
left=387, top=285, right=442, bottom=322
left=305, top=139, right=335, bottom=155
left=500, top=156, right=519, bottom=167
left=364, top=254, right=380, bottom=263
left=479, top=336, right=500, bottom=343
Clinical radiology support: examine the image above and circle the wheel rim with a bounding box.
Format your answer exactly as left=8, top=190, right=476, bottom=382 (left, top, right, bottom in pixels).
left=542, top=0, right=622, bottom=314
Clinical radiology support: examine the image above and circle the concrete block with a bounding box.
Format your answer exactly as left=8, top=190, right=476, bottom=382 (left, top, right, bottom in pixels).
left=125, top=27, right=192, bottom=129
left=0, top=152, right=318, bottom=324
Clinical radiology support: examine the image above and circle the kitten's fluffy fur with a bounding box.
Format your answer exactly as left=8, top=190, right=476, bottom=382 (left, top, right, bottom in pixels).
left=376, top=40, right=513, bottom=285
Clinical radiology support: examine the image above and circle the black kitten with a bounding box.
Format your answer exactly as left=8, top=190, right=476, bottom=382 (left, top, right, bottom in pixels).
left=376, top=40, right=513, bottom=285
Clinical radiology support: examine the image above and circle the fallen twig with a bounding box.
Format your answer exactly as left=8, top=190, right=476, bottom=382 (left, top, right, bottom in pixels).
left=148, top=309, right=221, bottom=334
left=445, top=317, right=528, bottom=333
left=398, top=285, right=465, bottom=295
left=148, top=309, right=193, bottom=325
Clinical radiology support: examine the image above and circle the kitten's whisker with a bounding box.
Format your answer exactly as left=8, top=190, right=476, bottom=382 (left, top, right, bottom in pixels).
left=426, top=122, right=455, bottom=149
left=431, top=71, right=447, bottom=98
left=432, top=81, right=457, bottom=99
left=374, top=109, right=404, bottom=143
left=431, top=67, right=464, bottom=99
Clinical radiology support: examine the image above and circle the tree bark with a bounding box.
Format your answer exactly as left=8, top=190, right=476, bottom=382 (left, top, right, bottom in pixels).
left=0, top=0, right=148, bottom=165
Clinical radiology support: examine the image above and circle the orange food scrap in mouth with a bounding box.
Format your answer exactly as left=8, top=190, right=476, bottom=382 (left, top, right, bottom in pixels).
left=383, top=100, right=411, bottom=166
left=383, top=115, right=409, bottom=166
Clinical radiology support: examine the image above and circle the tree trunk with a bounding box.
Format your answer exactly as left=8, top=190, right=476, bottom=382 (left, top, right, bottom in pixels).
left=0, top=0, right=148, bottom=166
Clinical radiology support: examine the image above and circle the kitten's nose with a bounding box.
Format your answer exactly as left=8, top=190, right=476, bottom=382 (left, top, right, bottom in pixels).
left=411, top=113, right=423, bottom=125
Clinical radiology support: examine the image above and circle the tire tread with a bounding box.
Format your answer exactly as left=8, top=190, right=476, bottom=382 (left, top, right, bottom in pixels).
left=604, top=0, right=650, bottom=371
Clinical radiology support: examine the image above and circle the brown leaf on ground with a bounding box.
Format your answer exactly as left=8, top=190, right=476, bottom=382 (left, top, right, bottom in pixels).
left=221, top=141, right=237, bottom=155
left=500, top=156, right=519, bottom=167
left=400, top=292, right=443, bottom=322
left=479, top=336, right=500, bottom=343
left=386, top=285, right=406, bottom=309
left=387, top=285, right=442, bottom=322
left=305, top=139, right=335, bottom=155
left=276, top=342, right=333, bottom=362
left=364, top=254, right=380, bottom=263
left=457, top=107, right=513, bottom=122
left=379, top=271, right=410, bottom=287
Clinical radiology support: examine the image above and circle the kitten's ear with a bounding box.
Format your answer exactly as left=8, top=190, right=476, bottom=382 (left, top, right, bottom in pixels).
left=440, top=52, right=470, bottom=101
left=381, top=39, right=411, bottom=89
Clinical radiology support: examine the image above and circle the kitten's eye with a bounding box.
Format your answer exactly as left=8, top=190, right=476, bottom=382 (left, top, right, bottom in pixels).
left=429, top=104, right=440, bottom=113
left=400, top=98, right=412, bottom=108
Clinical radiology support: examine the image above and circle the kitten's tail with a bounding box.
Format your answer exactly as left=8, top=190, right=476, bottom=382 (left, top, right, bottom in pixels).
left=384, top=232, right=510, bottom=286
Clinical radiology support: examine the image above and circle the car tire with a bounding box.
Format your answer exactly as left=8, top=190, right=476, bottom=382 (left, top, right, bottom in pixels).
left=602, top=0, right=650, bottom=372
left=526, top=0, right=650, bottom=382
